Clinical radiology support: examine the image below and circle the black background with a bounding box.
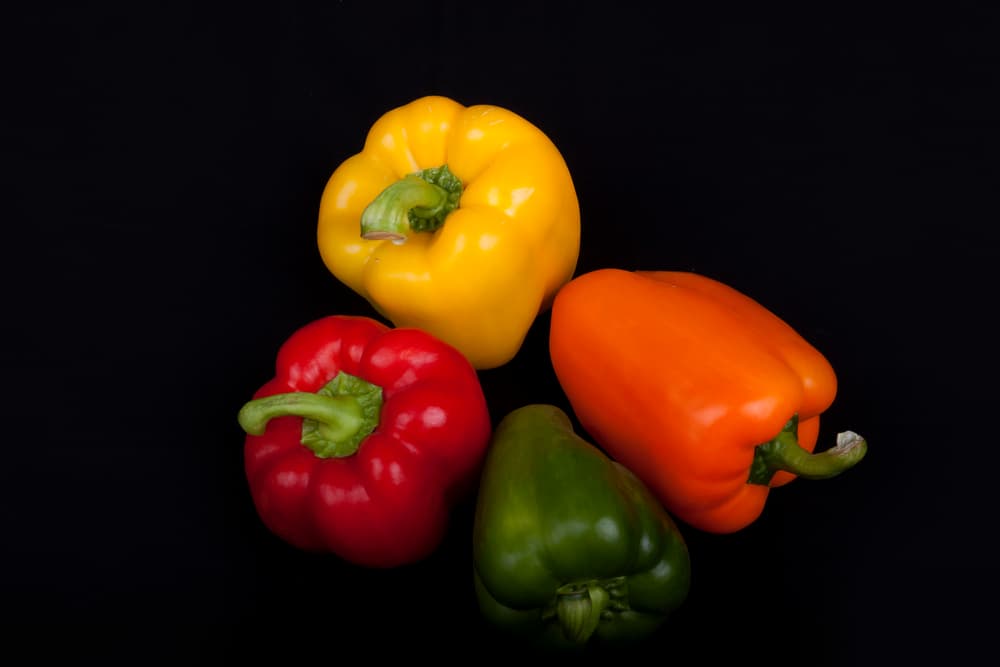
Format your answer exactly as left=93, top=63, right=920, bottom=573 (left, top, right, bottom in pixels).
left=5, top=2, right=998, bottom=664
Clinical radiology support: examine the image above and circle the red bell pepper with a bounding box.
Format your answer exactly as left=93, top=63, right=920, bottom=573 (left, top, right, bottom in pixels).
left=237, top=315, right=491, bottom=567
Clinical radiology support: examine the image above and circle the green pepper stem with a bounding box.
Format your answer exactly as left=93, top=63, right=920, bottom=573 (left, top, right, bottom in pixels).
left=555, top=582, right=611, bottom=644
left=360, top=164, right=463, bottom=241
left=749, top=416, right=867, bottom=485
left=237, top=372, right=383, bottom=458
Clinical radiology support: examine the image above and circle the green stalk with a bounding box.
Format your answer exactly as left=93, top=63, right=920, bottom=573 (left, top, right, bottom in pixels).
left=749, top=415, right=867, bottom=485
left=237, top=371, right=383, bottom=458
left=360, top=164, right=463, bottom=241
left=555, top=581, right=611, bottom=644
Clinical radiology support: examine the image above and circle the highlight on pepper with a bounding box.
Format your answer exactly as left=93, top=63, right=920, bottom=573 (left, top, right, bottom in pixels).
left=317, top=95, right=581, bottom=370
left=549, top=268, right=868, bottom=534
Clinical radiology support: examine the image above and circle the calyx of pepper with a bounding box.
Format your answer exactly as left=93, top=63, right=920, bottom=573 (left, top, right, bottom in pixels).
left=360, top=164, right=463, bottom=241
left=237, top=371, right=383, bottom=458
left=542, top=577, right=628, bottom=644
left=748, top=414, right=867, bottom=485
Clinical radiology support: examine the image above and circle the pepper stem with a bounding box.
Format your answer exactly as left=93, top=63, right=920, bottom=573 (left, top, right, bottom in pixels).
left=555, top=581, right=611, bottom=644
left=360, top=164, right=463, bottom=241
left=237, top=371, right=383, bottom=458
left=749, top=415, right=868, bottom=485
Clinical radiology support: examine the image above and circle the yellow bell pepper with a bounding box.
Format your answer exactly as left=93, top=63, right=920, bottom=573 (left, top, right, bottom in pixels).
left=316, top=95, right=581, bottom=370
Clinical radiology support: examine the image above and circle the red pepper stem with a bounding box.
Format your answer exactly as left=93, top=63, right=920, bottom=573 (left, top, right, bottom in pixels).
left=749, top=417, right=868, bottom=485
left=360, top=164, right=463, bottom=241
left=237, top=372, right=383, bottom=459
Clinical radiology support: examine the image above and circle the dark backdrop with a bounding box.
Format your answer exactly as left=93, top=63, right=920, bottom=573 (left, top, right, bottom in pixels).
left=5, top=2, right=997, bottom=664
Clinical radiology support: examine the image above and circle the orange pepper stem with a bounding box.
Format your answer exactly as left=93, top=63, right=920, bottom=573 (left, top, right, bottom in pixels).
left=360, top=164, right=463, bottom=241
left=749, top=416, right=868, bottom=485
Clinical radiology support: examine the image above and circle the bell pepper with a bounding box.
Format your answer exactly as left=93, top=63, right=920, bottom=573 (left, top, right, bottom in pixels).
left=549, top=269, right=868, bottom=534
left=237, top=315, right=491, bottom=567
left=472, top=404, right=691, bottom=647
left=316, top=95, right=580, bottom=370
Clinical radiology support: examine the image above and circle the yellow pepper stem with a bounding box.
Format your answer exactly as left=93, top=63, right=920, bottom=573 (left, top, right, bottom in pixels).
left=360, top=164, right=463, bottom=241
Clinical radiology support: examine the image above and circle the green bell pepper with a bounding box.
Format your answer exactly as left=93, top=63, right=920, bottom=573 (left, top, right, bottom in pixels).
left=472, top=404, right=691, bottom=647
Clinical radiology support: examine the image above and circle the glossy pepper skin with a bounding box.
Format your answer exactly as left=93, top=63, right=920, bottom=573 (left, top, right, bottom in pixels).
left=237, top=315, right=491, bottom=567
left=473, top=405, right=691, bottom=648
left=549, top=269, right=867, bottom=534
left=317, top=95, right=580, bottom=370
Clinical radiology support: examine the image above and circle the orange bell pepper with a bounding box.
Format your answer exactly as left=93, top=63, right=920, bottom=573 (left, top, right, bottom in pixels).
left=548, top=269, right=867, bottom=533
